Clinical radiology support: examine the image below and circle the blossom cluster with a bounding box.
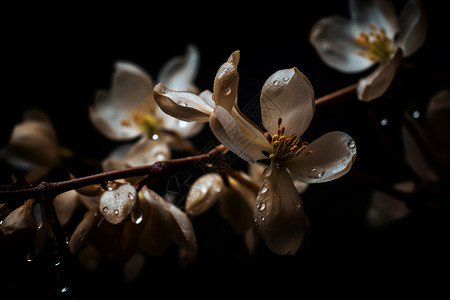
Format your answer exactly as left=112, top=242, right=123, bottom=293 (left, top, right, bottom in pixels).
left=1, top=0, right=447, bottom=295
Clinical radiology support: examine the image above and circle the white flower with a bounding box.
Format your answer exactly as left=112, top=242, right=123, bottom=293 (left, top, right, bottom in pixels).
left=89, top=45, right=204, bottom=171
left=153, top=51, right=357, bottom=255
left=310, top=0, right=427, bottom=101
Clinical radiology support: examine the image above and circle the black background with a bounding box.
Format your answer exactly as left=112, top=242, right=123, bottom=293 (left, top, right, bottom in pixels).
left=1, top=1, right=449, bottom=298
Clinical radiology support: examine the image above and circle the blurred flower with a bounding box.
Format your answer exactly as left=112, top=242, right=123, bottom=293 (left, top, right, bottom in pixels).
left=0, top=110, right=59, bottom=183
left=68, top=180, right=197, bottom=275
left=310, top=0, right=427, bottom=101
left=367, top=88, right=450, bottom=227
left=154, top=51, right=357, bottom=255
left=89, top=45, right=204, bottom=171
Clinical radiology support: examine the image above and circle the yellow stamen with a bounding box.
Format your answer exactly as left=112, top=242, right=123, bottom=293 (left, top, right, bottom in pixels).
left=268, top=118, right=312, bottom=164
left=354, top=24, right=393, bottom=62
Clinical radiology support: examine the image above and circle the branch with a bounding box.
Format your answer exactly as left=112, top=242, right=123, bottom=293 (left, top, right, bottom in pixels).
left=0, top=145, right=229, bottom=203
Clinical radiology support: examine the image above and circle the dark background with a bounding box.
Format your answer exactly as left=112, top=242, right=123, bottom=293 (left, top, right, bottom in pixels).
left=1, top=1, right=449, bottom=298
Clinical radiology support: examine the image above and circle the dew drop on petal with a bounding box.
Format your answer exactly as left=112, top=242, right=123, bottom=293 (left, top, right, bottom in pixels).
left=412, top=110, right=421, bottom=119
left=260, top=185, right=268, bottom=194
left=113, top=209, right=119, bottom=215
left=131, top=208, right=143, bottom=225
left=33, top=204, right=43, bottom=230
left=152, top=134, right=159, bottom=140
left=257, top=202, right=266, bottom=211
left=127, top=192, right=134, bottom=201
left=224, top=87, right=231, bottom=95
left=273, top=80, right=280, bottom=86
left=347, top=138, right=356, bottom=149
left=102, top=207, right=108, bottom=212
left=105, top=181, right=116, bottom=191
left=308, top=167, right=324, bottom=179
left=380, top=118, right=388, bottom=126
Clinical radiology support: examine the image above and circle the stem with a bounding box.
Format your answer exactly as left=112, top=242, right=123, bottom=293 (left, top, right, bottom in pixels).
left=315, top=83, right=358, bottom=109
left=0, top=145, right=228, bottom=203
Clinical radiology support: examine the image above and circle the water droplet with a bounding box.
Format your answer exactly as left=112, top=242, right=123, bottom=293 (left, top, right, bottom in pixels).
left=223, top=87, right=231, bottom=95
left=260, top=185, right=268, bottom=194
left=155, top=152, right=165, bottom=161
left=152, top=134, right=159, bottom=140
left=380, top=118, right=388, bottom=126
left=273, top=80, right=280, bottom=86
left=0, top=220, right=3, bottom=226
left=102, top=206, right=108, bottom=212
left=308, top=167, right=324, bottom=179
left=412, top=110, right=421, bottom=119
left=105, top=181, right=116, bottom=191
left=115, top=193, right=120, bottom=199
left=257, top=202, right=266, bottom=211
left=178, top=120, right=188, bottom=128
left=33, top=203, right=43, bottom=230
left=113, top=209, right=119, bottom=215
left=260, top=216, right=265, bottom=221
left=127, top=192, right=134, bottom=200
left=295, top=201, right=301, bottom=208
left=347, top=138, right=356, bottom=149
left=131, top=208, right=143, bottom=225
left=262, top=167, right=272, bottom=177
left=282, top=76, right=290, bottom=82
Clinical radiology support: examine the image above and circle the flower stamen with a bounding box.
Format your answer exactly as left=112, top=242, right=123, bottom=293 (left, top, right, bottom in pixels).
left=354, top=24, right=393, bottom=62
left=269, top=118, right=310, bottom=163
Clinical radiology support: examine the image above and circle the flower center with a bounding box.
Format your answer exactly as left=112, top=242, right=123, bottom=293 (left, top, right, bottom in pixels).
left=121, top=98, right=162, bottom=137
left=269, top=118, right=311, bottom=165
left=354, top=24, right=393, bottom=62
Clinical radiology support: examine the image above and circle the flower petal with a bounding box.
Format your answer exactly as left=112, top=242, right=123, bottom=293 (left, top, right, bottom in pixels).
left=396, top=0, right=427, bottom=57
left=111, top=62, right=154, bottom=111
left=157, top=44, right=200, bottom=92
left=357, top=47, right=403, bottom=101
left=310, top=15, right=374, bottom=73
left=288, top=131, right=357, bottom=183
left=254, top=162, right=308, bottom=255
left=260, top=68, right=315, bottom=137
left=89, top=90, right=142, bottom=140
left=54, top=190, right=79, bottom=226
left=153, top=83, right=213, bottom=122
left=209, top=106, right=270, bottom=163
left=185, top=173, right=224, bottom=216
left=350, top=0, right=397, bottom=38
left=99, top=182, right=138, bottom=224
left=212, top=50, right=240, bottom=112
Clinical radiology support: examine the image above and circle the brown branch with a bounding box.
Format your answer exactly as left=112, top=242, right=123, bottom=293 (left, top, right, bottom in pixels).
left=315, top=83, right=358, bottom=109
left=0, top=145, right=228, bottom=203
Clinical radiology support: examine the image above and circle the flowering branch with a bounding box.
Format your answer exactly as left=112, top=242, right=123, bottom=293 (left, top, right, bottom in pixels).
left=0, top=145, right=228, bottom=203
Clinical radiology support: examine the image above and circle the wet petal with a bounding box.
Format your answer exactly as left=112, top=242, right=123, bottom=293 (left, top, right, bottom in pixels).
left=310, top=16, right=374, bottom=73
left=209, top=106, right=270, bottom=163
left=288, top=131, right=357, bottom=183
left=357, top=47, right=403, bottom=101
left=212, top=50, right=240, bottom=112
left=69, top=208, right=101, bottom=255
left=254, top=163, right=308, bottom=255
left=396, top=0, right=427, bottom=57
left=260, top=68, right=315, bottom=137
left=99, top=182, right=138, bottom=224
left=153, top=83, right=213, bottom=122
left=185, top=173, right=224, bottom=216
left=157, top=44, right=200, bottom=92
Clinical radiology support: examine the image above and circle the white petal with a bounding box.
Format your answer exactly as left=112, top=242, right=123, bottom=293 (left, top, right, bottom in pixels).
left=350, top=0, right=397, bottom=38
left=99, top=182, right=138, bottom=224
left=89, top=90, right=142, bottom=140
left=209, top=106, right=270, bottom=163
left=260, top=68, right=315, bottom=137
left=185, top=173, right=224, bottom=216
left=123, top=137, right=171, bottom=167
left=357, top=48, right=403, bottom=101
left=157, top=44, right=200, bottom=92
left=54, top=190, right=79, bottom=226
left=254, top=163, right=308, bottom=255
left=212, top=50, right=240, bottom=112
left=310, top=16, right=374, bottom=73
left=111, top=62, right=154, bottom=111
left=397, top=0, right=427, bottom=57
left=161, top=113, right=206, bottom=138
left=288, top=131, right=357, bottom=183
left=153, top=83, right=213, bottom=122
